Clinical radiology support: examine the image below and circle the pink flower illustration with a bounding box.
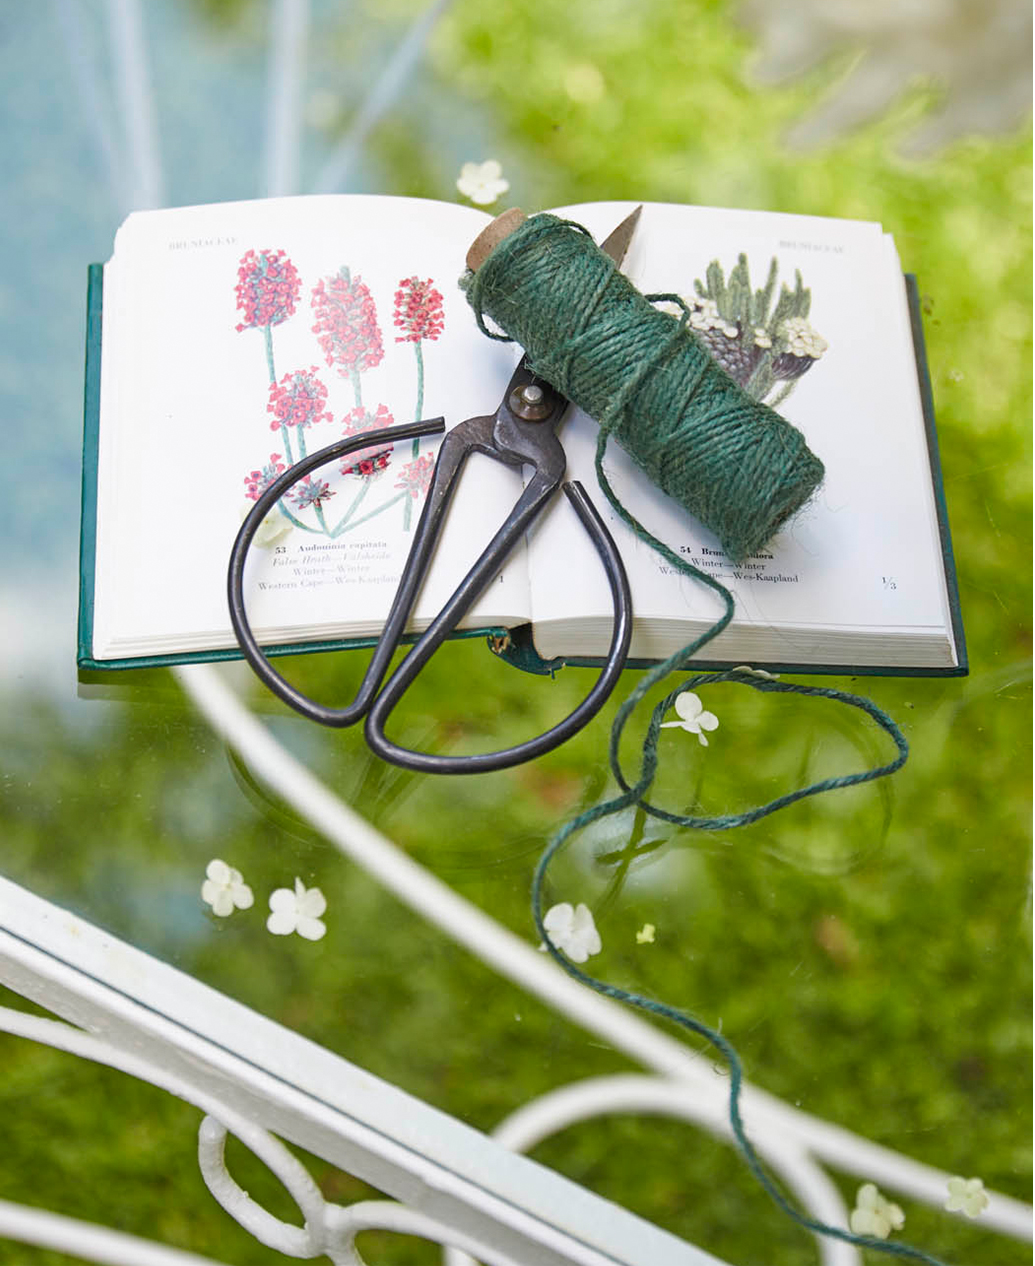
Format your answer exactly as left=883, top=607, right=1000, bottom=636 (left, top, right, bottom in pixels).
left=340, top=403, right=395, bottom=476
left=267, top=367, right=332, bottom=432
left=395, top=453, right=435, bottom=500
left=291, top=476, right=336, bottom=511
left=235, top=249, right=300, bottom=331
left=350, top=452, right=391, bottom=478
left=244, top=453, right=286, bottom=501
left=393, top=277, right=445, bottom=344
left=310, top=267, right=384, bottom=377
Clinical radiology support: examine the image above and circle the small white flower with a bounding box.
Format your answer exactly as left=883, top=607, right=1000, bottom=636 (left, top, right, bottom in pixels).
left=944, top=1176, right=989, bottom=1219
left=241, top=501, right=292, bottom=549
left=778, top=316, right=828, bottom=359
left=636, top=922, right=656, bottom=944
left=540, top=902, right=601, bottom=963
left=201, top=859, right=254, bottom=917
left=732, top=664, right=780, bottom=680
left=753, top=327, right=772, bottom=349
left=660, top=691, right=719, bottom=746
left=722, top=323, right=738, bottom=338
left=267, top=878, right=327, bottom=941
left=848, top=1183, right=905, bottom=1239
left=456, top=159, right=509, bottom=206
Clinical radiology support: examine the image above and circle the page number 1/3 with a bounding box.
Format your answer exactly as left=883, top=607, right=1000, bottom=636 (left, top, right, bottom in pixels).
left=882, top=576, right=897, bottom=590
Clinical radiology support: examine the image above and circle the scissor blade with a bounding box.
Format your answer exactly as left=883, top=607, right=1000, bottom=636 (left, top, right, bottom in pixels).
left=599, top=204, right=642, bottom=268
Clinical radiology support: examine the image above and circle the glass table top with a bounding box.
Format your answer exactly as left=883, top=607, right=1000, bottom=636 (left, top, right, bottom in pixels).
left=0, top=3, right=1030, bottom=1263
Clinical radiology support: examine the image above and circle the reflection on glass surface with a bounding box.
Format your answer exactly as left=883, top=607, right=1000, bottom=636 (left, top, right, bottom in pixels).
left=0, top=2, right=1030, bottom=1264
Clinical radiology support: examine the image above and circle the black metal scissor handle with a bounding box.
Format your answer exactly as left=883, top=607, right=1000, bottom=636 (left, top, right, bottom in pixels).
left=228, top=418, right=632, bottom=774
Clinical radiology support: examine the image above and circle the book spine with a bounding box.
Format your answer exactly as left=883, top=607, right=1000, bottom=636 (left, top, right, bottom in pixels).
left=77, top=264, right=105, bottom=669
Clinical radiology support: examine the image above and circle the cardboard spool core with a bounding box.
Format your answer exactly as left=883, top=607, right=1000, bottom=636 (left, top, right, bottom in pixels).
left=466, top=208, right=526, bottom=272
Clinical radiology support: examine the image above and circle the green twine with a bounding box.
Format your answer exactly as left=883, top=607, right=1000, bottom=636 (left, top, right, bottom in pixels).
left=461, top=215, right=949, bottom=1264
left=462, top=213, right=825, bottom=563
left=534, top=457, right=932, bottom=1264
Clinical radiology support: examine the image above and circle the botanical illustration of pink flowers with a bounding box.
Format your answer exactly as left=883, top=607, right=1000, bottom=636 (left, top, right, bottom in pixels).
left=244, top=453, right=286, bottom=501
left=267, top=366, right=333, bottom=466
left=393, top=277, right=445, bottom=526
left=237, top=250, right=441, bottom=544
left=291, top=475, right=336, bottom=512
left=394, top=277, right=445, bottom=345
left=268, top=368, right=332, bottom=433
left=395, top=454, right=435, bottom=500
left=310, top=267, right=384, bottom=407
left=235, top=249, right=300, bottom=330
left=340, top=404, right=395, bottom=476
left=235, top=249, right=301, bottom=384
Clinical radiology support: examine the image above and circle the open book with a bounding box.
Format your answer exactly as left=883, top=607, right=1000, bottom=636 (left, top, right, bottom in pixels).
left=79, top=195, right=965, bottom=676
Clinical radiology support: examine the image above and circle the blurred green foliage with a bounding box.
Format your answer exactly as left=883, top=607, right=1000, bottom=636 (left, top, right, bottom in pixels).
left=0, top=0, right=1030, bottom=1263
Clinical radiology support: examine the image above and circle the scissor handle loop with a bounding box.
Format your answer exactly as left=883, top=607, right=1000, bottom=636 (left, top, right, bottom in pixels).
left=363, top=480, right=632, bottom=774
left=228, top=429, right=632, bottom=775
left=228, top=418, right=447, bottom=725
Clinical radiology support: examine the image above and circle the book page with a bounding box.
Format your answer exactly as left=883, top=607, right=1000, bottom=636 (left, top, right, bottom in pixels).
left=526, top=201, right=954, bottom=662
left=91, top=195, right=530, bottom=658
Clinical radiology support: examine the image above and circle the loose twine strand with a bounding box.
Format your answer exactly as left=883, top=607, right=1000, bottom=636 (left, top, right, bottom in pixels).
left=463, top=218, right=947, bottom=1265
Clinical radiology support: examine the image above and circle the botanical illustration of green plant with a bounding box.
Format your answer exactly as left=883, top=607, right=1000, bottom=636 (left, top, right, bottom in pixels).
left=681, top=254, right=828, bottom=409
left=235, top=248, right=442, bottom=542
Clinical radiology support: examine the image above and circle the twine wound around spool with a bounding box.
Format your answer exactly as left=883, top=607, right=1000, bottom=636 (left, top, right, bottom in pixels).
left=462, top=211, right=825, bottom=563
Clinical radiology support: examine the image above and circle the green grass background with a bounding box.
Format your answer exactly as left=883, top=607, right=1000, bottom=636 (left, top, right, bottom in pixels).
left=0, top=0, right=1030, bottom=1263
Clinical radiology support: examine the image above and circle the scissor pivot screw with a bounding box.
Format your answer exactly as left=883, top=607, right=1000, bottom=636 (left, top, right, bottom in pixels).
left=509, top=382, right=553, bottom=420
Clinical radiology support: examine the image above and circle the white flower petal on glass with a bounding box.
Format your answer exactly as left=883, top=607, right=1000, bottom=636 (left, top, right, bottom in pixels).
left=848, top=1183, right=904, bottom=1239
left=659, top=691, right=719, bottom=745
left=944, top=1176, right=989, bottom=1218
left=296, top=914, right=327, bottom=941
left=203, top=885, right=234, bottom=917
left=848, top=1207, right=880, bottom=1237
left=456, top=159, right=510, bottom=206
left=266, top=878, right=327, bottom=940
left=229, top=873, right=254, bottom=910
left=295, top=877, right=327, bottom=919
left=206, top=859, right=231, bottom=885
left=201, top=858, right=253, bottom=917
left=569, top=903, right=601, bottom=960
left=543, top=902, right=574, bottom=938
left=266, top=885, right=298, bottom=935
left=542, top=901, right=601, bottom=963
left=636, top=922, right=656, bottom=944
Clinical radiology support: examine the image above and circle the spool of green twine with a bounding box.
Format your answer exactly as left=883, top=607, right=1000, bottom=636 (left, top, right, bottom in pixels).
left=462, top=212, right=824, bottom=563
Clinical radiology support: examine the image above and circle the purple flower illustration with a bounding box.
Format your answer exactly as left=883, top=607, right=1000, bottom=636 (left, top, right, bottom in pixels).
left=267, top=367, right=333, bottom=432
left=244, top=453, right=286, bottom=501
left=291, top=476, right=336, bottom=511
left=235, top=249, right=300, bottom=332
left=340, top=403, right=395, bottom=477
left=393, top=277, right=445, bottom=344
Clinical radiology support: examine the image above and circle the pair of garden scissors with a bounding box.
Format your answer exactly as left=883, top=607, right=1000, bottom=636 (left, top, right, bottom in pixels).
left=228, top=209, right=643, bottom=774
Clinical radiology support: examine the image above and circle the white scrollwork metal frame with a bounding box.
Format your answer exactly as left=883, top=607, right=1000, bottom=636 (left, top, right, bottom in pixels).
left=1, top=662, right=1030, bottom=1264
